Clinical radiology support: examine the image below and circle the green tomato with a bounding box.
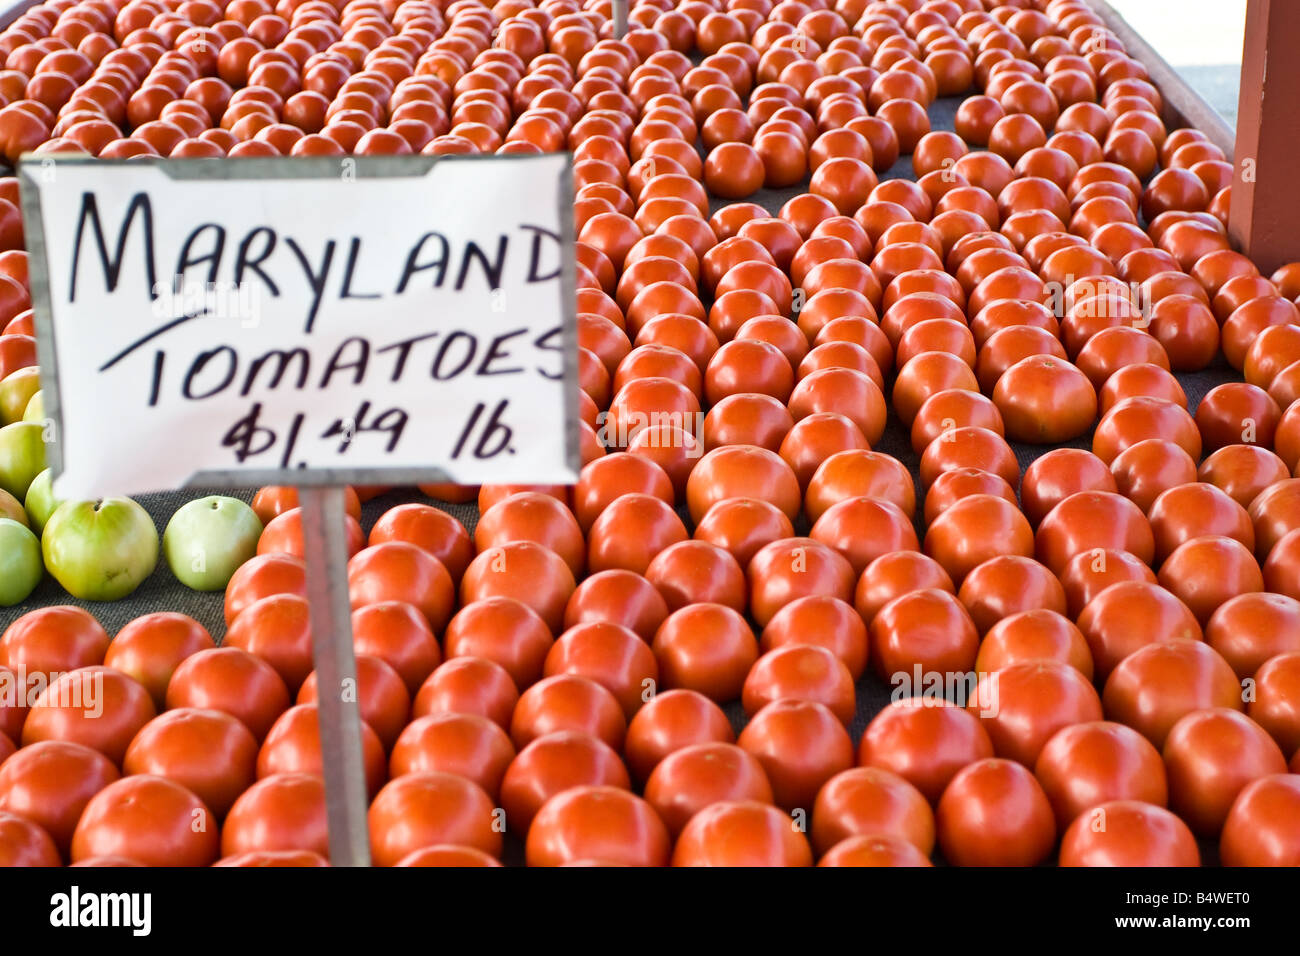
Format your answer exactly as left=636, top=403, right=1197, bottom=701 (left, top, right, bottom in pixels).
left=163, top=495, right=263, bottom=591
left=42, top=497, right=159, bottom=601
left=0, top=517, right=41, bottom=605
left=0, top=367, right=40, bottom=425
left=0, top=486, right=26, bottom=526
left=23, top=468, right=61, bottom=535
left=0, top=421, right=46, bottom=500
left=22, top=390, right=43, bottom=424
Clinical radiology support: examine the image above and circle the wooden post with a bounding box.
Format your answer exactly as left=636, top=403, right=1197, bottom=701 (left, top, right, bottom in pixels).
left=1230, top=0, right=1300, bottom=273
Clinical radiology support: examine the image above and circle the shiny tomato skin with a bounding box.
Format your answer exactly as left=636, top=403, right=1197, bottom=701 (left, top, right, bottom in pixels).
left=221, top=773, right=330, bottom=860
left=389, top=713, right=515, bottom=800
left=0, top=740, right=119, bottom=857
left=936, top=758, right=1056, bottom=867
left=1058, top=800, right=1200, bottom=867
left=412, top=657, right=519, bottom=731
left=1101, top=640, right=1243, bottom=749
left=859, top=699, right=995, bottom=803
left=1219, top=774, right=1300, bottom=866
left=1034, top=721, right=1168, bottom=830
left=165, top=647, right=291, bottom=743
left=811, top=767, right=934, bottom=857
left=738, top=699, right=854, bottom=812
left=1163, top=708, right=1287, bottom=837
left=623, top=688, right=735, bottom=782
left=368, top=771, right=502, bottom=866
left=817, top=833, right=934, bottom=867
left=970, top=661, right=1103, bottom=767
left=672, top=800, right=813, bottom=867
left=500, top=731, right=632, bottom=834
left=103, top=613, right=215, bottom=709
left=0, top=605, right=110, bottom=681
left=71, top=775, right=219, bottom=867
left=123, top=708, right=258, bottom=818
left=0, top=811, right=60, bottom=867
left=22, top=667, right=156, bottom=767
left=257, top=704, right=387, bottom=798
left=526, top=785, right=670, bottom=867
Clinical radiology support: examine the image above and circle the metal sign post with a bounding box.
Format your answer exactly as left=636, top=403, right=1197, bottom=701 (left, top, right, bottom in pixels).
left=612, top=0, right=628, bottom=37
left=300, top=485, right=371, bottom=866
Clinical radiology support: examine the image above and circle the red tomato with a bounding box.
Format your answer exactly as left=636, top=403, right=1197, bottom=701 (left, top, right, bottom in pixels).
left=123, top=708, right=258, bottom=817
left=743, top=644, right=855, bottom=725
left=1102, top=640, right=1243, bottom=748
left=348, top=541, right=455, bottom=632
left=71, top=775, right=219, bottom=867
left=644, top=741, right=773, bottom=835
left=737, top=699, right=854, bottom=811
left=651, top=602, right=758, bottom=703
left=223, top=553, right=307, bottom=626
left=509, top=674, right=626, bottom=751
left=936, top=758, right=1056, bottom=866
left=1076, top=581, right=1202, bottom=680
left=298, top=655, right=411, bottom=753
left=165, top=647, right=291, bottom=742
left=526, top=785, right=670, bottom=867
left=0, top=811, right=60, bottom=866
left=257, top=507, right=365, bottom=559
left=369, top=772, right=501, bottom=866
left=0, top=740, right=119, bottom=857
left=103, top=612, right=215, bottom=709
left=500, top=730, right=631, bottom=834
left=760, top=595, right=869, bottom=680
left=475, top=491, right=586, bottom=577
left=257, top=704, right=387, bottom=798
left=461, top=540, right=577, bottom=632
left=859, top=699, right=995, bottom=803
left=748, top=537, right=856, bottom=628
left=645, top=540, right=747, bottom=612
left=393, top=845, right=501, bottom=867
left=223, top=593, right=314, bottom=694
left=671, top=800, right=812, bottom=867
left=1034, top=721, right=1168, bottom=830
left=1163, top=708, right=1287, bottom=836
left=564, top=569, right=671, bottom=642
left=351, top=601, right=441, bottom=696
left=810, top=766, right=934, bottom=857
left=817, top=833, right=934, bottom=867
left=1249, top=652, right=1300, bottom=756
left=1219, top=774, right=1300, bottom=866
left=369, top=503, right=474, bottom=582
left=221, top=773, right=329, bottom=859
left=1206, top=592, right=1300, bottom=680
left=544, top=621, right=658, bottom=719
left=623, top=688, right=735, bottom=782
left=215, top=850, right=330, bottom=867
left=0, top=605, right=110, bottom=681
left=1058, top=800, right=1200, bottom=866
left=389, top=713, right=515, bottom=800
left=22, top=666, right=155, bottom=767
left=971, top=661, right=1103, bottom=766
left=871, top=588, right=980, bottom=681
left=412, top=657, right=519, bottom=730
left=444, top=596, right=554, bottom=691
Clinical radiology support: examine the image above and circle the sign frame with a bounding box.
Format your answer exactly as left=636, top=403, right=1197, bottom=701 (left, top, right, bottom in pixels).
left=17, top=153, right=582, bottom=494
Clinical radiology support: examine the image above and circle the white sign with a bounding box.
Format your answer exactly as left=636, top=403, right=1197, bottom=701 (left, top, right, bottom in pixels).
left=19, top=155, right=579, bottom=500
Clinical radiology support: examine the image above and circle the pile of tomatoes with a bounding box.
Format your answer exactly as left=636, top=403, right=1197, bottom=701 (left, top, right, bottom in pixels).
left=2, top=0, right=1300, bottom=867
